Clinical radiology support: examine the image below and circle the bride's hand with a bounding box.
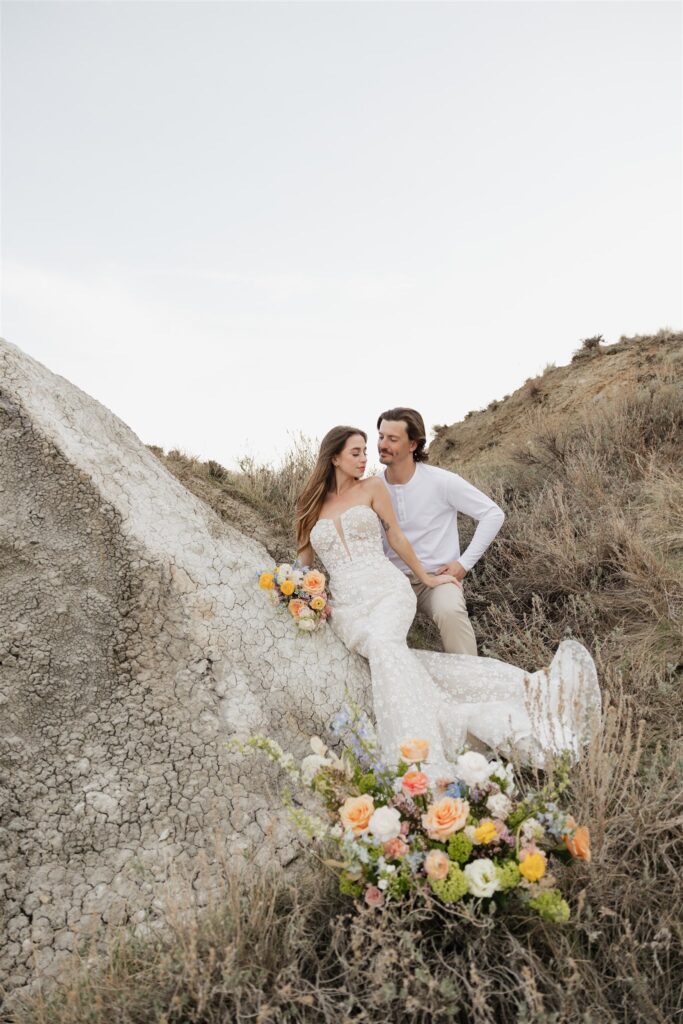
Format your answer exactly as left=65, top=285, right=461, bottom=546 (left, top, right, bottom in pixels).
left=424, top=573, right=460, bottom=588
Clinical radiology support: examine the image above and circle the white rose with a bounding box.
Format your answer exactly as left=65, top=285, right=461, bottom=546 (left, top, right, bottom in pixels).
left=368, top=805, right=402, bottom=844
left=297, top=618, right=316, bottom=632
left=455, top=751, right=493, bottom=788
left=289, top=569, right=304, bottom=588
left=463, top=858, right=501, bottom=898
left=298, top=607, right=314, bottom=619
left=301, top=754, right=331, bottom=784
left=276, top=564, right=292, bottom=583
left=486, top=792, right=513, bottom=819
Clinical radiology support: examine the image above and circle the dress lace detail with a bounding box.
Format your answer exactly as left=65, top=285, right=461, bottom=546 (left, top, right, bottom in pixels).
left=310, top=505, right=601, bottom=779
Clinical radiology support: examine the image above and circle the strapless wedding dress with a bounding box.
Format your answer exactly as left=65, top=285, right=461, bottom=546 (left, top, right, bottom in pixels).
left=310, top=505, right=601, bottom=779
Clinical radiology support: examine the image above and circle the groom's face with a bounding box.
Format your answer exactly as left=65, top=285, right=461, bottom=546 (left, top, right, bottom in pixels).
left=377, top=420, right=416, bottom=465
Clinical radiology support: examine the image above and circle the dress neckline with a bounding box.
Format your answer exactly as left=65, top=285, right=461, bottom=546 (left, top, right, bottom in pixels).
left=315, top=504, right=376, bottom=527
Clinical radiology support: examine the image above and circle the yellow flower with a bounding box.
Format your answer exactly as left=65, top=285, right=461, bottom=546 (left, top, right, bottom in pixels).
left=310, top=596, right=326, bottom=611
left=519, top=852, right=547, bottom=882
left=259, top=572, right=275, bottom=590
left=474, top=820, right=498, bottom=845
left=279, top=580, right=295, bottom=596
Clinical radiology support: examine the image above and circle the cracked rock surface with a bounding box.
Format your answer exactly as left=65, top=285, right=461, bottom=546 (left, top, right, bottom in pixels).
left=0, top=339, right=371, bottom=997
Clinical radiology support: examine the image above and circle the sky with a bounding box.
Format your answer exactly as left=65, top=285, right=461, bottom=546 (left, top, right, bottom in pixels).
left=1, top=0, right=681, bottom=469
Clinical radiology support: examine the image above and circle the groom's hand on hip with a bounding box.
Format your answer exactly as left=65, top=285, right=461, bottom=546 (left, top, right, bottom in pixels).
left=435, top=561, right=467, bottom=583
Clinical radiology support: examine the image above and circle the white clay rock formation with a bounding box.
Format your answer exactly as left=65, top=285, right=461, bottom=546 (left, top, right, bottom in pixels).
left=0, top=338, right=371, bottom=995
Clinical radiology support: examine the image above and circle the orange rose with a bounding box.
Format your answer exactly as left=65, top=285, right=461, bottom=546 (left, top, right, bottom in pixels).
left=302, top=570, right=326, bottom=596
left=339, top=794, right=375, bottom=836
left=421, top=796, right=469, bottom=841
left=563, top=817, right=591, bottom=862
left=399, top=738, right=430, bottom=763
left=401, top=770, right=429, bottom=798
left=288, top=599, right=306, bottom=618
left=424, top=849, right=450, bottom=880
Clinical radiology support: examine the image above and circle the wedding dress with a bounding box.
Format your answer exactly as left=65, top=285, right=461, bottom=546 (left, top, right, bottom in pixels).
left=310, top=505, right=601, bottom=780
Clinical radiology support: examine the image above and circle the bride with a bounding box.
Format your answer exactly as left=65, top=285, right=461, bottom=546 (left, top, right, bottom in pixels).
left=295, top=425, right=601, bottom=781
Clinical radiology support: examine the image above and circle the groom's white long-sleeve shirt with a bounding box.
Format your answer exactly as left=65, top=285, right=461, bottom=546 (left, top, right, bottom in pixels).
left=380, top=462, right=505, bottom=574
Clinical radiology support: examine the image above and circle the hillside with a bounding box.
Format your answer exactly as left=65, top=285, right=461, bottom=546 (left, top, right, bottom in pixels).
left=12, top=328, right=683, bottom=1023
left=430, top=329, right=682, bottom=471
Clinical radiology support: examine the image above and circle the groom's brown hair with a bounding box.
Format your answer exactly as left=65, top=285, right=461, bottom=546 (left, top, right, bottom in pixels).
left=377, top=407, right=429, bottom=463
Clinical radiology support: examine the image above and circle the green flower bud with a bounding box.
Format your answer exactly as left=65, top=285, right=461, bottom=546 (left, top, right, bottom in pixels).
left=339, top=873, right=363, bottom=899
left=429, top=863, right=469, bottom=903
left=529, top=888, right=570, bottom=923
left=447, top=832, right=474, bottom=865
left=495, top=860, right=521, bottom=891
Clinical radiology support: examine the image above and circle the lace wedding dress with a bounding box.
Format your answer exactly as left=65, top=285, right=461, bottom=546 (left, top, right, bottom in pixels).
left=310, top=505, right=601, bottom=780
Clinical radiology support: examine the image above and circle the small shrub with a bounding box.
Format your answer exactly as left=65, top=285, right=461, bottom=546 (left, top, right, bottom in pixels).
left=572, top=334, right=604, bottom=361
left=207, top=459, right=227, bottom=480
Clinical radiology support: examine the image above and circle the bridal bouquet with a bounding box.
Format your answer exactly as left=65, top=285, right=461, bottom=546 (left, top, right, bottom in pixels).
left=235, top=703, right=591, bottom=921
left=258, top=561, right=331, bottom=633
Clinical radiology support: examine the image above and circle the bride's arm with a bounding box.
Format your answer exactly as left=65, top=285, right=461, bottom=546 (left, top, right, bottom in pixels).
left=367, top=480, right=457, bottom=588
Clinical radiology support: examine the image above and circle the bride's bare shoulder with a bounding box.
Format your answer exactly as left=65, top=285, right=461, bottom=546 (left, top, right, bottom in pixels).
left=360, top=476, right=387, bottom=497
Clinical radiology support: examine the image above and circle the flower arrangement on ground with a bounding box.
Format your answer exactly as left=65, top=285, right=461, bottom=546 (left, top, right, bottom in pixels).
left=233, top=701, right=591, bottom=921
left=258, top=561, right=331, bottom=633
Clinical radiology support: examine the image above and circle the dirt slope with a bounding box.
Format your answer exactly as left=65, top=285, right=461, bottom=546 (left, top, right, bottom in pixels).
left=429, top=330, right=682, bottom=473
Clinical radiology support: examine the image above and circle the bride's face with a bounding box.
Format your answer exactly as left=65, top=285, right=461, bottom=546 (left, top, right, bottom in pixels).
left=333, top=434, right=368, bottom=480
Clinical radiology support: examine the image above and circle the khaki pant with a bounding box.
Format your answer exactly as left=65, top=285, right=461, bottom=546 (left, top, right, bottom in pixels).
left=407, top=572, right=478, bottom=656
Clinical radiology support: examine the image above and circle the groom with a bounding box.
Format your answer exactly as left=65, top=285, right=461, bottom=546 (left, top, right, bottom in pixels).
left=377, top=407, right=505, bottom=656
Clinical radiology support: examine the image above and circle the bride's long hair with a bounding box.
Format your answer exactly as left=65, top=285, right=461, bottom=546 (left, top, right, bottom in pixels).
left=296, top=426, right=368, bottom=554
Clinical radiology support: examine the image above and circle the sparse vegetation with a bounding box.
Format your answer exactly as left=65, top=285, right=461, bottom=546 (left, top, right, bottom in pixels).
left=572, top=334, right=604, bottom=361
left=16, top=333, right=681, bottom=1023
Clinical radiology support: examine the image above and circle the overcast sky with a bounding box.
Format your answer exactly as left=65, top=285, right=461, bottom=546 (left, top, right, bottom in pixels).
left=2, top=1, right=681, bottom=468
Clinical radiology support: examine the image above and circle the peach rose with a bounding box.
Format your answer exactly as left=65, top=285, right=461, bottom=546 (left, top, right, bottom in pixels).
left=400, top=738, right=430, bottom=763
left=302, top=570, right=326, bottom=596
left=424, top=849, right=450, bottom=880
left=287, top=598, right=306, bottom=618
left=339, top=794, right=375, bottom=836
left=383, top=836, right=409, bottom=859
left=364, top=885, right=384, bottom=908
left=401, top=769, right=430, bottom=798
left=563, top=818, right=591, bottom=863
left=279, top=579, right=295, bottom=597
left=310, top=596, right=326, bottom=611
left=421, top=796, right=470, bottom=841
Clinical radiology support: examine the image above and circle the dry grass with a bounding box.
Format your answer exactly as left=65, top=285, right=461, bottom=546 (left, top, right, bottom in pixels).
left=11, top=335, right=682, bottom=1023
